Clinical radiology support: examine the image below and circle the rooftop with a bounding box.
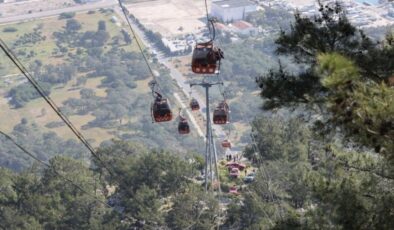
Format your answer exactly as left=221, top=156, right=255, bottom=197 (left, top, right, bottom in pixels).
left=214, top=22, right=228, bottom=30
left=232, top=20, right=254, bottom=30
left=212, top=0, right=254, bottom=8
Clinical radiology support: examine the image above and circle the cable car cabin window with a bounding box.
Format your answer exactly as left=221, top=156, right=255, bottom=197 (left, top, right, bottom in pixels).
left=190, top=98, right=200, bottom=111
left=192, top=42, right=223, bottom=74
left=178, top=119, right=190, bottom=134
left=152, top=98, right=173, bottom=122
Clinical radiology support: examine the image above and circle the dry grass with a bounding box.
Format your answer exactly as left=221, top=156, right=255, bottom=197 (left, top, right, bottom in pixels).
left=0, top=77, right=115, bottom=146
left=170, top=56, right=192, bottom=75
left=0, top=11, right=147, bottom=146
left=84, top=77, right=107, bottom=97
left=134, top=78, right=152, bottom=94
left=0, top=10, right=140, bottom=75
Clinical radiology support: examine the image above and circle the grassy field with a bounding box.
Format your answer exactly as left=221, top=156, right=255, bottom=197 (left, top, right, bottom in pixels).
left=1, top=18, right=65, bottom=75
left=0, top=10, right=150, bottom=146
left=0, top=75, right=159, bottom=146
left=0, top=76, right=116, bottom=145
left=0, top=8, right=207, bottom=150
left=0, top=10, right=142, bottom=75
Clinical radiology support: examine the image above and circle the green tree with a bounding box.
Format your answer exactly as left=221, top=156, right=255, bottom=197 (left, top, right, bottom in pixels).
left=65, top=19, right=82, bottom=32
left=258, top=2, right=393, bottom=109
left=127, top=185, right=164, bottom=226
left=98, top=20, right=106, bottom=31
left=257, top=2, right=394, bottom=163
left=166, top=187, right=220, bottom=230
left=0, top=157, right=115, bottom=229
left=317, top=53, right=394, bottom=161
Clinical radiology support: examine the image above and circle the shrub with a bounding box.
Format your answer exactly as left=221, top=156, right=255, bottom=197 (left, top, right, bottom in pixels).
left=58, top=12, right=75, bottom=20
left=3, top=27, right=17, bottom=33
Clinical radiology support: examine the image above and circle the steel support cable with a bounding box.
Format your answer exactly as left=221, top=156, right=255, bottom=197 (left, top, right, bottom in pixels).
left=242, top=112, right=284, bottom=221
left=199, top=10, right=226, bottom=100
left=0, top=39, right=114, bottom=177
left=119, top=1, right=216, bottom=227
left=226, top=123, right=275, bottom=228
left=204, top=0, right=211, bottom=35
left=210, top=101, right=223, bottom=230
left=215, top=179, right=223, bottom=228
left=0, top=41, right=159, bottom=227
left=0, top=39, right=162, bottom=227
left=212, top=26, right=227, bottom=101
left=236, top=101, right=282, bottom=214
left=0, top=130, right=159, bottom=228
left=201, top=3, right=223, bottom=225
left=209, top=18, right=216, bottom=42
left=203, top=0, right=218, bottom=43
left=249, top=125, right=282, bottom=208
left=0, top=131, right=107, bottom=205
left=249, top=189, right=275, bottom=227
left=116, top=0, right=164, bottom=94
left=215, top=62, right=226, bottom=100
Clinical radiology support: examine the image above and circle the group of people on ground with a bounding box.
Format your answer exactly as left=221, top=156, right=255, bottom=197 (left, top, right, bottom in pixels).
left=225, top=153, right=241, bottom=162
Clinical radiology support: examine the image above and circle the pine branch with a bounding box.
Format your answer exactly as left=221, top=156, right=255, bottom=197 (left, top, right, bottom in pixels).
left=339, top=160, right=394, bottom=180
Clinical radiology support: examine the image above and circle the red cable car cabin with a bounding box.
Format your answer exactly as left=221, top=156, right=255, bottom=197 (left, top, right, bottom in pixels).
left=221, top=140, right=232, bottom=148
left=213, top=101, right=229, bottom=125
left=178, top=117, right=190, bottom=134
left=152, top=94, right=172, bottom=122
left=190, top=98, right=200, bottom=111
left=191, top=41, right=223, bottom=74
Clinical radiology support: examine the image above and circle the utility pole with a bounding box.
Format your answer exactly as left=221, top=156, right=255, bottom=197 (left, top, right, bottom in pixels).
left=190, top=80, right=223, bottom=192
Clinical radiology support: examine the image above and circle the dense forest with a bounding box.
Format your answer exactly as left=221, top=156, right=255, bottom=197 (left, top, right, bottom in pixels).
left=0, top=1, right=393, bottom=229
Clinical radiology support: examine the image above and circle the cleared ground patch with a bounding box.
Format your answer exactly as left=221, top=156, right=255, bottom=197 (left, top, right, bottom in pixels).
left=125, top=0, right=207, bottom=37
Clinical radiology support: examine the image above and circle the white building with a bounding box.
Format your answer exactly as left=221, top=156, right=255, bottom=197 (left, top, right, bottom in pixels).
left=161, top=38, right=188, bottom=53
left=211, top=0, right=257, bottom=22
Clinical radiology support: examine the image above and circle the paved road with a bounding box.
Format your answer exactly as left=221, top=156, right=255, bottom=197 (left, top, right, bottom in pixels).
left=160, top=58, right=235, bottom=154
left=0, top=0, right=235, bottom=156
left=115, top=6, right=234, bottom=156
left=173, top=92, right=204, bottom=138
left=0, top=0, right=117, bottom=24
